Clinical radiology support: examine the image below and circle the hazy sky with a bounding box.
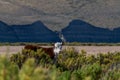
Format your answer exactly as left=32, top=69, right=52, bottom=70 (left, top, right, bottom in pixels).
left=0, top=0, right=120, bottom=30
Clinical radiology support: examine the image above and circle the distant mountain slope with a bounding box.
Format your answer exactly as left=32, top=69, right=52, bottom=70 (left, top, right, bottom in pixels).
left=62, top=20, right=120, bottom=43
left=0, top=0, right=120, bottom=31
left=0, top=21, right=18, bottom=42
left=0, top=21, right=61, bottom=42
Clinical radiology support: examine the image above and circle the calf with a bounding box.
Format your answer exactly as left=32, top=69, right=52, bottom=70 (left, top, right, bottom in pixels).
left=24, top=42, right=63, bottom=62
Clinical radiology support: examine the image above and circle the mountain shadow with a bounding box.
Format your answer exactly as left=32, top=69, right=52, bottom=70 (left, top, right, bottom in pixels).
left=1, top=19, right=120, bottom=43
left=0, top=21, right=18, bottom=42
left=12, top=21, right=61, bottom=42
left=62, top=20, right=120, bottom=43
left=0, top=21, right=61, bottom=42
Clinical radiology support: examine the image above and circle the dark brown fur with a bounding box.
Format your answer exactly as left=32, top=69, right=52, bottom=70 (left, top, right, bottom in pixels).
left=24, top=45, right=55, bottom=59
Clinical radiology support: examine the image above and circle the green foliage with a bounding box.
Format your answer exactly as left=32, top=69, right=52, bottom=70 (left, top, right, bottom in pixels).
left=10, top=49, right=53, bottom=68
left=0, top=47, right=119, bottom=80
left=71, top=63, right=101, bottom=80
left=58, top=71, right=71, bottom=80
left=19, top=58, right=57, bottom=80
left=0, top=56, right=19, bottom=80
left=101, top=69, right=120, bottom=80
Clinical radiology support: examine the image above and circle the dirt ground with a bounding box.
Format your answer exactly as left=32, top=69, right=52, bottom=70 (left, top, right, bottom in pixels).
left=1, top=46, right=120, bottom=55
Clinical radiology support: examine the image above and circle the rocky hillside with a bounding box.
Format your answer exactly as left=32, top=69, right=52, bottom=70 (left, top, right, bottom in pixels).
left=0, top=0, right=120, bottom=31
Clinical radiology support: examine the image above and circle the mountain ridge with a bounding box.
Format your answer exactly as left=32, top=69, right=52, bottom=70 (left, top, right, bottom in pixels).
left=0, top=20, right=120, bottom=42
left=0, top=0, right=120, bottom=31
left=0, top=21, right=61, bottom=42
left=62, top=19, right=120, bottom=43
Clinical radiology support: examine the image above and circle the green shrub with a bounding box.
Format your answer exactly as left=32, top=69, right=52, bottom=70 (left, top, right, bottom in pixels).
left=10, top=49, right=53, bottom=68
left=72, top=63, right=101, bottom=80
left=8, top=47, right=120, bottom=80
left=0, top=56, right=19, bottom=80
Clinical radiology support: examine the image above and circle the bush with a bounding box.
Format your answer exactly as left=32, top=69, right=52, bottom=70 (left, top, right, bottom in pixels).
left=10, top=49, right=53, bottom=68
left=0, top=56, right=19, bottom=80
left=8, top=47, right=120, bottom=80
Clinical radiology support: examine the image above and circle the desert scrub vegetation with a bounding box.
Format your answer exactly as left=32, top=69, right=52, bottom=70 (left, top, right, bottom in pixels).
left=0, top=42, right=54, bottom=46
left=0, top=47, right=119, bottom=80
left=1, top=42, right=120, bottom=46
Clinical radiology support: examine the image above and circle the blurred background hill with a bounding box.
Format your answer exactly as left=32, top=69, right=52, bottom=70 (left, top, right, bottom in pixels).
left=0, top=0, right=120, bottom=31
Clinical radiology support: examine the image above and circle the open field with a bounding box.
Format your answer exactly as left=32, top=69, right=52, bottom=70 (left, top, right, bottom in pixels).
left=1, top=46, right=120, bottom=54
left=0, top=46, right=24, bottom=54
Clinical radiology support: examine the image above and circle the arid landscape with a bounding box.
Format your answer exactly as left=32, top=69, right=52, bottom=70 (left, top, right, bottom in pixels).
left=0, top=0, right=120, bottom=79
left=1, top=45, right=120, bottom=54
